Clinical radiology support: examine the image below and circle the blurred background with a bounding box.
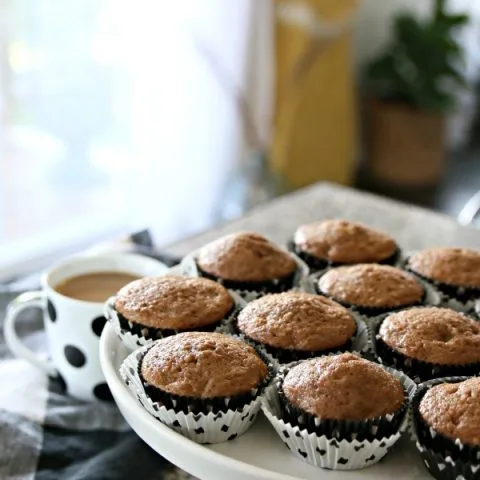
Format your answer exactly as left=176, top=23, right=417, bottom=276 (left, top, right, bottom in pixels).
left=1, top=0, right=480, bottom=276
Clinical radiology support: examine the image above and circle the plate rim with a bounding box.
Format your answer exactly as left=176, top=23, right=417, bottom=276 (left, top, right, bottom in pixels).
left=99, top=323, right=302, bottom=480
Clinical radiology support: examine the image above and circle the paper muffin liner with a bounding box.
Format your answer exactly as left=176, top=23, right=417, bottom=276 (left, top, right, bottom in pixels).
left=105, top=292, right=245, bottom=350
left=411, top=377, right=480, bottom=466
left=274, top=360, right=416, bottom=442
left=261, top=362, right=416, bottom=470
left=120, top=340, right=274, bottom=444
left=230, top=314, right=370, bottom=367
left=179, top=251, right=310, bottom=301
left=415, top=442, right=480, bottom=480
left=402, top=255, right=480, bottom=314
left=370, top=312, right=480, bottom=383
left=314, top=273, right=441, bottom=321
left=287, top=239, right=402, bottom=271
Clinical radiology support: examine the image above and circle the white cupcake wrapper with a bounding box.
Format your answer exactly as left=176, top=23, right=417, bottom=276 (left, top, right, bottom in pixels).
left=232, top=315, right=370, bottom=369
left=440, top=293, right=479, bottom=314
left=416, top=442, right=480, bottom=479
left=179, top=250, right=310, bottom=301
left=411, top=376, right=480, bottom=478
left=261, top=363, right=416, bottom=470
left=105, top=292, right=246, bottom=351
left=120, top=344, right=265, bottom=444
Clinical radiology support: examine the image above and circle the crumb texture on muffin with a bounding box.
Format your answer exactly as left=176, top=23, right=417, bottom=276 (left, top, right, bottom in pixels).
left=282, top=353, right=404, bottom=420
left=294, top=219, right=396, bottom=264
left=318, top=264, right=424, bottom=308
left=114, top=276, right=234, bottom=329
left=197, top=232, right=297, bottom=282
left=379, top=307, right=480, bottom=365
left=408, top=247, right=480, bottom=288
left=237, top=292, right=356, bottom=351
left=141, top=332, right=268, bottom=398
left=419, top=377, right=480, bottom=445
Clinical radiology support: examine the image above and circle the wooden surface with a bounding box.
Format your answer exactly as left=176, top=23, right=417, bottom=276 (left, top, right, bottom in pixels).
left=164, top=182, right=480, bottom=256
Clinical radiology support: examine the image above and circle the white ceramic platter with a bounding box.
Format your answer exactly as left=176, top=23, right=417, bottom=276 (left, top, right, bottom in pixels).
left=100, top=324, right=431, bottom=480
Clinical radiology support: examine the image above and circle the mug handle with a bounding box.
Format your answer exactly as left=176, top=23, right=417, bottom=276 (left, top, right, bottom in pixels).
left=4, top=291, right=57, bottom=376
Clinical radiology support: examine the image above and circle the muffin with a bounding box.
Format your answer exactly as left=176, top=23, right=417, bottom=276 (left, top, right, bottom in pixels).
left=195, top=232, right=299, bottom=293
left=376, top=307, right=480, bottom=382
left=236, top=292, right=359, bottom=363
left=407, top=247, right=480, bottom=309
left=106, top=275, right=235, bottom=349
left=121, top=332, right=271, bottom=443
left=292, top=219, right=399, bottom=270
left=412, top=377, right=480, bottom=479
left=262, top=353, right=414, bottom=470
left=317, top=264, right=425, bottom=315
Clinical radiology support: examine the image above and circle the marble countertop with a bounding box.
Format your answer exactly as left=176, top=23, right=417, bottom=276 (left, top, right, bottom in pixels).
left=165, top=182, right=480, bottom=256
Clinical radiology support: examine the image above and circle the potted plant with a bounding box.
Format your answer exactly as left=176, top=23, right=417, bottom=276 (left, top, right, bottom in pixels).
left=365, top=0, right=468, bottom=187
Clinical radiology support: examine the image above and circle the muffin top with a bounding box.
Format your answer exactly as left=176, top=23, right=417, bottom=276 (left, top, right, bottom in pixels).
left=114, top=275, right=234, bottom=329
left=318, top=264, right=424, bottom=309
left=408, top=247, right=480, bottom=288
left=197, top=232, right=297, bottom=282
left=237, top=292, right=356, bottom=351
left=294, top=219, right=397, bottom=264
left=283, top=353, right=404, bottom=420
left=379, top=307, right=480, bottom=365
left=419, top=377, right=480, bottom=445
left=141, top=332, right=268, bottom=398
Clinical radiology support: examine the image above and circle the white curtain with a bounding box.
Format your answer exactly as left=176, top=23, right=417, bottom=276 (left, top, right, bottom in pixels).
left=0, top=0, right=273, bottom=276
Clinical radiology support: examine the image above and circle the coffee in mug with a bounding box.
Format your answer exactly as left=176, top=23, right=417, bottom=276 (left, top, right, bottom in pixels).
left=55, top=272, right=140, bottom=302
left=4, top=253, right=167, bottom=402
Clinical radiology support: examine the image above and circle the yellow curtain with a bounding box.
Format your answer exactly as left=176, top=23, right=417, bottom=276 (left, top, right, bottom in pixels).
left=271, top=0, right=358, bottom=188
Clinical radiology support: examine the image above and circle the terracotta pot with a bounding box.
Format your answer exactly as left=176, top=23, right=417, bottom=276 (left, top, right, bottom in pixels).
left=367, top=98, right=446, bottom=187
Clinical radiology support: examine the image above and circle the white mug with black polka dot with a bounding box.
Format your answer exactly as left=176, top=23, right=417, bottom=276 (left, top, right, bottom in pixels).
left=4, top=253, right=167, bottom=402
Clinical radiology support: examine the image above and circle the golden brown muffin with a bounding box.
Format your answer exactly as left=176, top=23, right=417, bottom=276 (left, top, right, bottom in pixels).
left=408, top=247, right=480, bottom=288
left=115, top=276, right=234, bottom=329
left=379, top=307, right=480, bottom=365
left=294, top=219, right=397, bottom=264
left=197, top=232, right=297, bottom=282
left=318, top=264, right=424, bottom=309
left=141, top=332, right=268, bottom=398
left=282, top=353, right=404, bottom=420
left=237, top=292, right=356, bottom=351
left=419, top=377, right=480, bottom=445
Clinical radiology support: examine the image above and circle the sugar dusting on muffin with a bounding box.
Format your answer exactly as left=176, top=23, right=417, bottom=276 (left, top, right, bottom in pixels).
left=197, top=232, right=297, bottom=282
left=237, top=292, right=356, bottom=351
left=318, top=264, right=424, bottom=309
left=294, top=219, right=397, bottom=264
left=283, top=353, right=405, bottom=420
left=141, top=332, right=268, bottom=398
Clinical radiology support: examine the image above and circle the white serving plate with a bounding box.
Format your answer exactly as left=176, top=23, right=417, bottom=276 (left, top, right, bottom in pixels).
left=100, top=324, right=431, bottom=480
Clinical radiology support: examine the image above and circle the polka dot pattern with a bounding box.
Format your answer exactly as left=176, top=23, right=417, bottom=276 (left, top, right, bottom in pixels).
left=91, top=316, right=107, bottom=337
left=47, top=299, right=57, bottom=322
left=93, top=383, right=114, bottom=402
left=64, top=345, right=86, bottom=368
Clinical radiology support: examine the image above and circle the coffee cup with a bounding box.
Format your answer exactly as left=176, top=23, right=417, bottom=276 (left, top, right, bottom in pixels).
left=4, top=253, right=167, bottom=401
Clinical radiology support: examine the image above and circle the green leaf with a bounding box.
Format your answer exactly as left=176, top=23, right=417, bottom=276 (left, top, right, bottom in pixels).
left=365, top=0, right=469, bottom=112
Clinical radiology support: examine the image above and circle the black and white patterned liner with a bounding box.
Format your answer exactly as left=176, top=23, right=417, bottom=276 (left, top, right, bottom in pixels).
left=369, top=311, right=480, bottom=383
left=401, top=252, right=480, bottom=314
left=411, top=376, right=480, bottom=480
left=261, top=363, right=416, bottom=471
left=104, top=292, right=245, bottom=351
left=231, top=315, right=370, bottom=369
left=120, top=343, right=272, bottom=444
left=178, top=251, right=311, bottom=302
left=415, top=442, right=480, bottom=480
